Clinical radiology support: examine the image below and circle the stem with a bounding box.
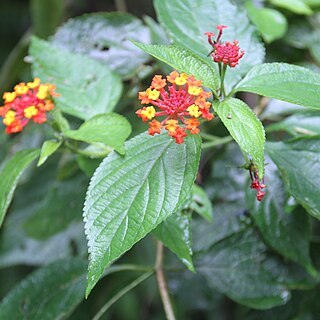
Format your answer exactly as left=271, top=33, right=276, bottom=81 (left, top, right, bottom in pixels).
left=155, top=241, right=176, bottom=320
left=220, top=64, right=227, bottom=98
left=115, top=0, right=127, bottom=12
left=92, top=272, right=153, bottom=320
left=201, top=135, right=233, bottom=149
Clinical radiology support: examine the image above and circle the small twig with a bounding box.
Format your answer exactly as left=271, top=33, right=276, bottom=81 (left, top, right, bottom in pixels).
left=155, top=241, right=176, bottom=320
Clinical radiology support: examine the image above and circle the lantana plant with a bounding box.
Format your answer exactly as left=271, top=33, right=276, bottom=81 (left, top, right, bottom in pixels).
left=1, top=0, right=320, bottom=319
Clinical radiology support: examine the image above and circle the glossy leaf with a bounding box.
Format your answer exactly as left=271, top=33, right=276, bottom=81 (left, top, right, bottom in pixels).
left=51, top=13, right=150, bottom=78
left=37, top=140, right=61, bottom=166
left=132, top=42, right=219, bottom=91
left=0, top=258, right=87, bottom=319
left=153, top=212, right=194, bottom=272
left=30, top=37, right=123, bottom=120
left=0, top=149, right=40, bottom=229
left=267, top=137, right=320, bottom=220
left=64, top=113, right=132, bottom=154
left=84, top=132, right=201, bottom=296
left=154, top=0, right=265, bottom=89
left=234, top=63, right=320, bottom=109
left=246, top=157, right=314, bottom=273
left=246, top=2, right=287, bottom=43
left=214, top=98, right=265, bottom=179
left=268, top=0, right=313, bottom=15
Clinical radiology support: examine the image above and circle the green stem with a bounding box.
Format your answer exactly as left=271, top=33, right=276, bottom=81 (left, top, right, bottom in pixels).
left=220, top=64, right=227, bottom=98
left=201, top=135, right=233, bottom=149
left=155, top=241, right=176, bottom=320
left=92, top=272, right=153, bottom=320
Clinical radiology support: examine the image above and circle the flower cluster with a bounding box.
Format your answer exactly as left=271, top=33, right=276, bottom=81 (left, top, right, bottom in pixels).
left=136, top=71, right=214, bottom=144
left=205, top=25, right=245, bottom=68
left=249, top=167, right=266, bottom=202
left=0, top=78, right=58, bottom=134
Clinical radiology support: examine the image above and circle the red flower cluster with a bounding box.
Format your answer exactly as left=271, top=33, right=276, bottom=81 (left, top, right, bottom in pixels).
left=249, top=167, right=266, bottom=202
left=205, top=25, right=245, bottom=68
left=136, top=71, right=214, bottom=144
left=0, top=78, right=58, bottom=134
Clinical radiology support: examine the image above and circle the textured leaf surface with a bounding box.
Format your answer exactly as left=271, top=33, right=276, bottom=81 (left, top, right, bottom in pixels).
left=30, top=37, right=123, bottom=120
left=0, top=149, right=40, bottom=229
left=84, top=132, right=201, bottom=296
left=267, top=137, right=320, bottom=219
left=234, top=63, right=320, bottom=109
left=267, top=110, right=320, bottom=136
left=154, top=212, right=194, bottom=271
left=0, top=258, right=87, bottom=319
left=64, top=113, right=131, bottom=154
left=37, top=140, right=61, bottom=166
left=215, top=98, right=265, bottom=178
left=51, top=13, right=150, bottom=78
left=154, top=0, right=265, bottom=89
left=246, top=2, right=287, bottom=43
left=133, top=42, right=219, bottom=91
left=196, top=228, right=291, bottom=309
left=246, top=157, right=314, bottom=272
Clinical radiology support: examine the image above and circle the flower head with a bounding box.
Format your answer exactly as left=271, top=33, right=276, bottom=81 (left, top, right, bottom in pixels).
left=249, top=166, right=266, bottom=202
left=0, top=78, right=58, bottom=134
left=205, top=25, right=245, bottom=68
left=136, top=72, right=214, bottom=144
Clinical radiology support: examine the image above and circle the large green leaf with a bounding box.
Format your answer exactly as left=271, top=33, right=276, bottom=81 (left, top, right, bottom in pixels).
left=30, top=37, right=123, bottom=120
left=246, top=2, right=287, bottom=43
left=64, top=113, right=131, bottom=155
left=0, top=258, right=86, bottom=319
left=267, top=137, right=320, bottom=220
left=268, top=0, right=313, bottom=15
left=84, top=132, right=201, bottom=296
left=153, top=212, right=194, bottom=272
left=154, top=0, right=265, bottom=89
left=246, top=157, right=314, bottom=273
left=234, top=63, right=320, bottom=109
left=215, top=98, right=265, bottom=178
left=0, top=149, right=40, bottom=229
left=267, top=110, right=320, bottom=136
left=132, top=42, right=219, bottom=91
left=51, top=13, right=150, bottom=79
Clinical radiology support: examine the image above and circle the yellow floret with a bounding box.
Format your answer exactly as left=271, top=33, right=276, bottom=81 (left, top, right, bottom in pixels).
left=3, top=92, right=16, bottom=103
left=146, top=88, right=160, bottom=100
left=14, top=83, right=29, bottom=95
left=36, top=85, right=49, bottom=99
left=188, top=86, right=202, bottom=96
left=24, top=106, right=39, bottom=118
left=140, top=106, right=156, bottom=120
left=27, top=78, right=41, bottom=89
left=187, top=104, right=202, bottom=118
left=165, top=119, right=179, bottom=132
left=3, top=110, right=16, bottom=126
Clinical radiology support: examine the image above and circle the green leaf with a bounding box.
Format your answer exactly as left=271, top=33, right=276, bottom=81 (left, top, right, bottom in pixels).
left=0, top=258, right=87, bottom=319
left=132, top=42, right=219, bottom=91
left=50, top=107, right=70, bottom=132
left=37, top=140, right=61, bottom=166
left=154, top=0, right=265, bottom=89
left=246, top=157, right=315, bottom=273
left=64, top=113, right=132, bottom=154
left=196, top=228, right=291, bottom=309
left=51, top=13, right=151, bottom=79
left=190, top=185, right=213, bottom=222
left=214, top=98, right=265, bottom=179
left=268, top=0, right=313, bottom=15
left=267, top=110, right=320, bottom=136
left=267, top=138, right=320, bottom=220
left=234, top=63, right=320, bottom=109
left=30, top=36, right=123, bottom=120
left=0, top=149, right=40, bottom=229
left=246, top=2, right=287, bottom=43
left=84, top=132, right=201, bottom=296
left=267, top=136, right=320, bottom=219
left=153, top=212, right=194, bottom=272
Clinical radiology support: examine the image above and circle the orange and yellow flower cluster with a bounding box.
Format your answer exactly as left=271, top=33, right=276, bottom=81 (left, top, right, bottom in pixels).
left=0, top=78, right=58, bottom=134
left=136, top=71, right=214, bottom=144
